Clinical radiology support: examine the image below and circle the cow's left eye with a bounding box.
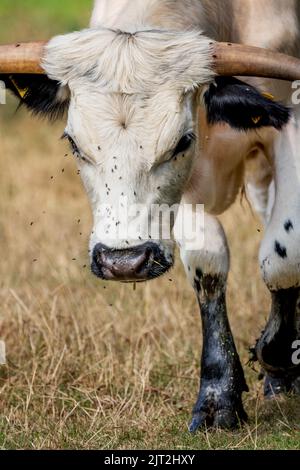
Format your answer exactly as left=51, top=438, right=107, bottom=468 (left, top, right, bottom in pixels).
left=67, top=136, right=80, bottom=156
left=61, top=132, right=93, bottom=164
left=172, top=133, right=195, bottom=157
left=62, top=132, right=81, bottom=157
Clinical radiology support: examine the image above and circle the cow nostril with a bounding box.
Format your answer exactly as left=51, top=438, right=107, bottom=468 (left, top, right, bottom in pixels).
left=134, top=248, right=151, bottom=274
left=96, top=250, right=105, bottom=267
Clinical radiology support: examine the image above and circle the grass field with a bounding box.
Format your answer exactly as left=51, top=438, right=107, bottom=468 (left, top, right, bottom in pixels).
left=0, top=1, right=300, bottom=450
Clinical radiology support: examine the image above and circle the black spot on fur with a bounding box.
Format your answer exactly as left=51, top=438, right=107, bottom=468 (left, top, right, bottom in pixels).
left=195, top=268, right=203, bottom=280
left=284, top=220, right=294, bottom=233
left=0, top=74, right=69, bottom=120
left=274, top=241, right=287, bottom=259
left=194, top=268, right=203, bottom=293
left=194, top=278, right=201, bottom=293
left=204, top=77, right=290, bottom=131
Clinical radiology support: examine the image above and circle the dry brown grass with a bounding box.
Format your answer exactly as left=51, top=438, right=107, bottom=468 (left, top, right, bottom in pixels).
left=0, top=1, right=300, bottom=449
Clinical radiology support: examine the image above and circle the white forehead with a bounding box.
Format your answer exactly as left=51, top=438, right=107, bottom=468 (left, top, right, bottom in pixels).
left=44, top=27, right=214, bottom=161
left=66, top=88, right=195, bottom=164
left=43, top=27, right=214, bottom=94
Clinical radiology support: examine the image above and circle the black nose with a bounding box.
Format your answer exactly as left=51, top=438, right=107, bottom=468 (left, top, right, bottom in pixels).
left=91, top=242, right=172, bottom=281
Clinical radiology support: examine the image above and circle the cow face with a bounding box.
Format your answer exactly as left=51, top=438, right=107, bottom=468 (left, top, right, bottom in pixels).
left=2, top=28, right=290, bottom=282
left=63, top=89, right=199, bottom=281
left=43, top=28, right=214, bottom=281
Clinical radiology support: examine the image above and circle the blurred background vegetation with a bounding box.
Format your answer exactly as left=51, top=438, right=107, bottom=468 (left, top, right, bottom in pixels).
left=0, top=1, right=92, bottom=42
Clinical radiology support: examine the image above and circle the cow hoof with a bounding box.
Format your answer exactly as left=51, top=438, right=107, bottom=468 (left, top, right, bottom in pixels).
left=189, top=407, right=245, bottom=432
left=264, top=374, right=291, bottom=398
left=264, top=373, right=300, bottom=398
left=292, top=376, right=300, bottom=394
left=189, top=393, right=247, bottom=432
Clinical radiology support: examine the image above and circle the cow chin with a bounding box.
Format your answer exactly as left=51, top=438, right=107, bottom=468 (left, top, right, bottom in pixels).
left=90, top=241, right=173, bottom=283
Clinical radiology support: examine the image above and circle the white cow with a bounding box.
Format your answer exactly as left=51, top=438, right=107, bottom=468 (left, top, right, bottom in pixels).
left=1, top=0, right=300, bottom=430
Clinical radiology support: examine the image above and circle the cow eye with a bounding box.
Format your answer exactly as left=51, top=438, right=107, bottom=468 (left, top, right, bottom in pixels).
left=67, top=136, right=80, bottom=156
left=172, top=133, right=195, bottom=157
left=62, top=132, right=81, bottom=157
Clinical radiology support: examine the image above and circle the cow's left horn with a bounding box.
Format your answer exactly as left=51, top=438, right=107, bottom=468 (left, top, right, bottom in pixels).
left=213, top=42, right=300, bottom=81
left=0, top=42, right=46, bottom=74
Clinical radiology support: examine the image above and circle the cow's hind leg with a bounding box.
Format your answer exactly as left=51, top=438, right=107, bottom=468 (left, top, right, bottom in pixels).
left=256, top=118, right=300, bottom=397
left=176, top=212, right=248, bottom=430
left=255, top=286, right=300, bottom=397
left=255, top=289, right=300, bottom=398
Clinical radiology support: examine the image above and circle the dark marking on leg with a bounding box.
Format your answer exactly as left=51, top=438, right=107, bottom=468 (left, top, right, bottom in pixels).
left=256, top=288, right=300, bottom=396
left=274, top=241, right=287, bottom=258
left=284, top=220, right=294, bottom=233
left=195, top=268, right=203, bottom=280
left=194, top=278, right=201, bottom=293
left=190, top=273, right=248, bottom=432
left=194, top=268, right=203, bottom=294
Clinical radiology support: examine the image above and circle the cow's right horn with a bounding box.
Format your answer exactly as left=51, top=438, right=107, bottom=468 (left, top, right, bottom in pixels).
left=0, top=41, right=46, bottom=74
left=213, top=42, right=300, bottom=81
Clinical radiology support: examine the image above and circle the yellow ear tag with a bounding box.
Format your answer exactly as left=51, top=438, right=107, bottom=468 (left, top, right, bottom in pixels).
left=262, top=92, right=275, bottom=101
left=252, top=116, right=262, bottom=125
left=9, top=76, right=28, bottom=99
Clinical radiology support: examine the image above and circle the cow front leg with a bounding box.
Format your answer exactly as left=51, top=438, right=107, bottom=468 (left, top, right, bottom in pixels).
left=256, top=117, right=300, bottom=397
left=176, top=213, right=248, bottom=430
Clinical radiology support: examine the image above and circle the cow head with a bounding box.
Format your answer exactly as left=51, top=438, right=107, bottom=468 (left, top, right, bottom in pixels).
left=1, top=28, right=295, bottom=282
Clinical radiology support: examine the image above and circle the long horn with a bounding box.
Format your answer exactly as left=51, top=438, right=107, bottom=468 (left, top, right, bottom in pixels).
left=0, top=41, right=46, bottom=74
left=1, top=40, right=300, bottom=81
left=213, top=42, right=300, bottom=81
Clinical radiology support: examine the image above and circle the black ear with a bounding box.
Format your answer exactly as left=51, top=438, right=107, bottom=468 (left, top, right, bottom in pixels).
left=0, top=74, right=69, bottom=120
left=204, top=76, right=290, bottom=131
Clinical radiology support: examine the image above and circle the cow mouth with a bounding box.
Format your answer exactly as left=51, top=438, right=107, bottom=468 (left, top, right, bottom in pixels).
left=91, top=259, right=173, bottom=282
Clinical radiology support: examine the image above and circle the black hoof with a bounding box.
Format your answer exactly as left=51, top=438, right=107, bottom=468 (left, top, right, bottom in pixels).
left=189, top=412, right=209, bottom=433
left=264, top=373, right=300, bottom=398
left=189, top=391, right=247, bottom=432
left=292, top=376, right=300, bottom=394
left=264, top=374, right=292, bottom=398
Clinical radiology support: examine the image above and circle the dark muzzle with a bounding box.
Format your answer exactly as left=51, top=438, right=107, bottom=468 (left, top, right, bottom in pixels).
left=91, top=242, right=171, bottom=282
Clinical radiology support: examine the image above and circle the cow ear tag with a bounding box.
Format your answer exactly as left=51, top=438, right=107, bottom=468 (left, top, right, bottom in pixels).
left=261, top=91, right=275, bottom=101
left=9, top=75, right=28, bottom=99
left=252, top=116, right=262, bottom=125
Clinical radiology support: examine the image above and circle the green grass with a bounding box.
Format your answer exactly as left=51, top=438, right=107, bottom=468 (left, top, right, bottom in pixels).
left=0, top=378, right=299, bottom=449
